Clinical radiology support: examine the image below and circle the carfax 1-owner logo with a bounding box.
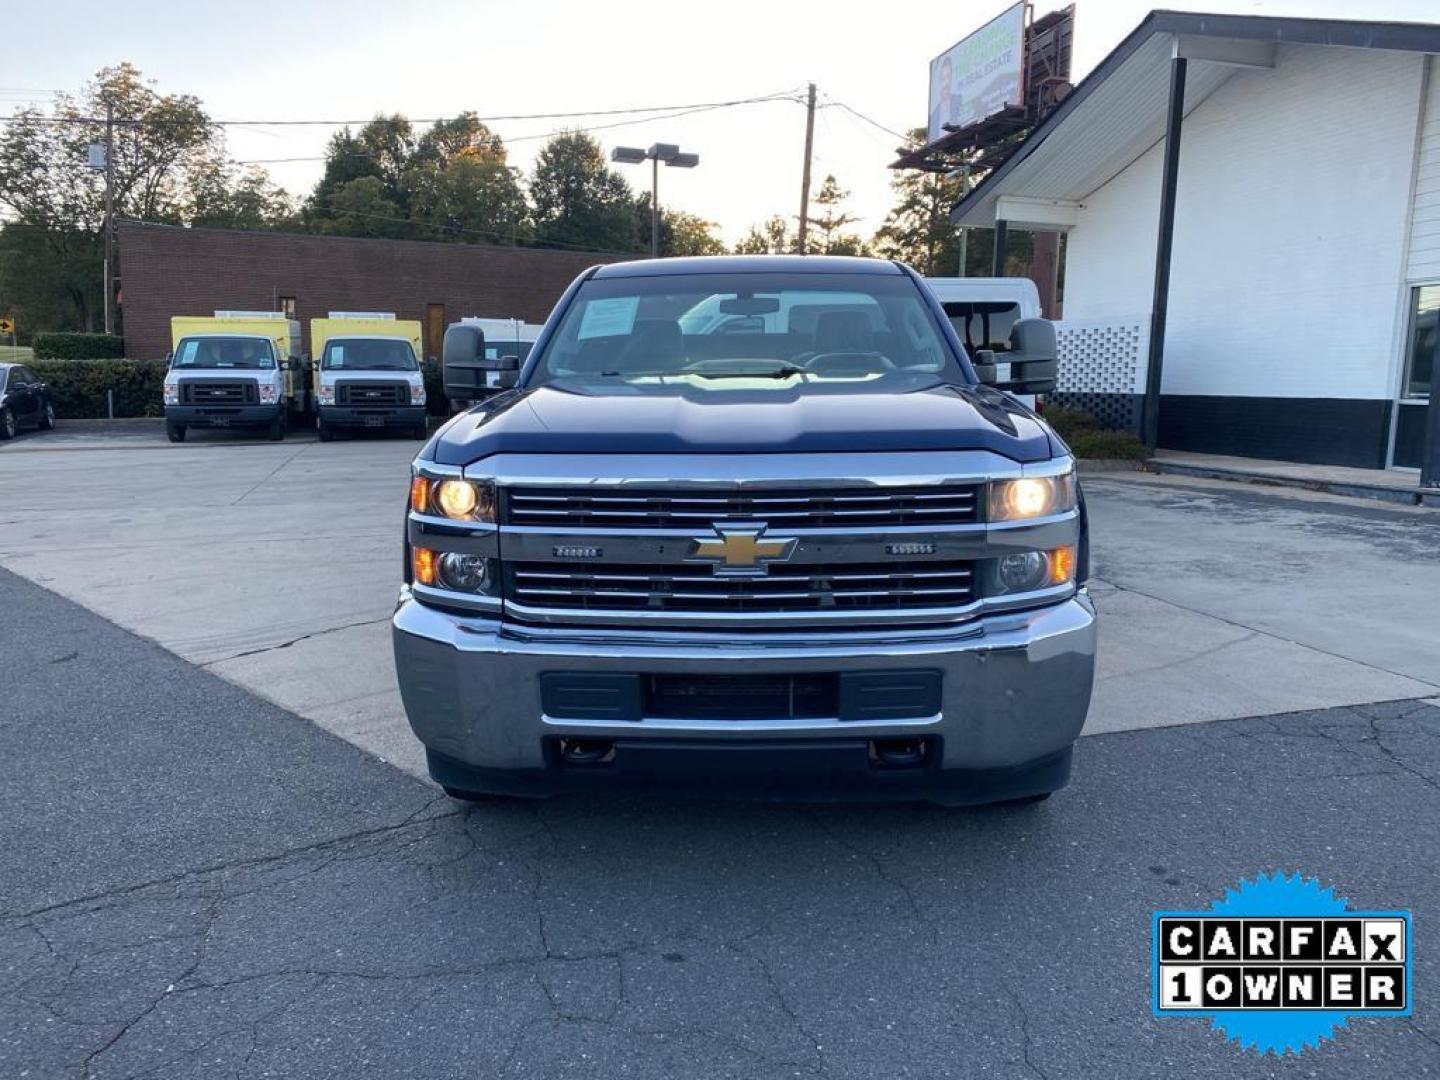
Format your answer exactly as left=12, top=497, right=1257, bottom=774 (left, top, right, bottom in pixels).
left=1152, top=872, right=1412, bottom=1054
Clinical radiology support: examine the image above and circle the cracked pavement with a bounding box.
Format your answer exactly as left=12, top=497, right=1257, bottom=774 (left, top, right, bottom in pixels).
left=4, top=568, right=1440, bottom=1078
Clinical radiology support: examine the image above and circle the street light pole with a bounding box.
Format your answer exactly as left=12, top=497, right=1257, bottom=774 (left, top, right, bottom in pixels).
left=611, top=143, right=699, bottom=259
left=104, top=100, right=115, bottom=335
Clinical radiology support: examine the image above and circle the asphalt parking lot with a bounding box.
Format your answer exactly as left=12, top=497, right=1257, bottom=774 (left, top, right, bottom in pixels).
left=2, top=426, right=1439, bottom=1077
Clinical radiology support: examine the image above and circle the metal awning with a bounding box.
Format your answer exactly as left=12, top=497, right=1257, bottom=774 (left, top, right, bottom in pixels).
left=951, top=10, right=1440, bottom=228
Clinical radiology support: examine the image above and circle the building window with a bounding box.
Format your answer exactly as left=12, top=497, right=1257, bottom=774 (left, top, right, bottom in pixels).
left=1403, top=285, right=1437, bottom=399
left=278, top=296, right=297, bottom=319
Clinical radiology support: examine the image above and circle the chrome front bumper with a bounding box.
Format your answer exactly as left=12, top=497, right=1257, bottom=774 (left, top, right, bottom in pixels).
left=392, top=591, right=1096, bottom=800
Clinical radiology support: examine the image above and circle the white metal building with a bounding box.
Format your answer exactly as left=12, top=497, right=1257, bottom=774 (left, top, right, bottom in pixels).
left=952, top=11, right=1440, bottom=471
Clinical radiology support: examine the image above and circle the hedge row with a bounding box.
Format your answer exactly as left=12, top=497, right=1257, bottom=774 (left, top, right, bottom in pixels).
left=29, top=357, right=454, bottom=420
left=33, top=333, right=126, bottom=360
left=28, top=358, right=169, bottom=418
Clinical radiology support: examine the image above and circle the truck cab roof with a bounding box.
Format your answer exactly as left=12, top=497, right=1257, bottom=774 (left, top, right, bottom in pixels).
left=592, top=255, right=903, bottom=279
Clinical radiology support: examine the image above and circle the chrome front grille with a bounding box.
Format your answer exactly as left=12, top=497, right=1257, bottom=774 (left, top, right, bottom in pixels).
left=181, top=381, right=256, bottom=405
left=338, top=381, right=408, bottom=406
left=505, top=485, right=980, bottom=529
left=507, top=560, right=975, bottom=614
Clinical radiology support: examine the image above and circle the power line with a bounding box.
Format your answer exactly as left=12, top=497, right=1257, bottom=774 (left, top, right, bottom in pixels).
left=820, top=98, right=909, bottom=141
left=0, top=90, right=803, bottom=129
left=231, top=94, right=804, bottom=166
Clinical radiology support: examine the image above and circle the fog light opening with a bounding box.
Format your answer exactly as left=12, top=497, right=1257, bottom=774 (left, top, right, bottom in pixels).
left=870, top=738, right=928, bottom=769
left=559, top=738, right=615, bottom=766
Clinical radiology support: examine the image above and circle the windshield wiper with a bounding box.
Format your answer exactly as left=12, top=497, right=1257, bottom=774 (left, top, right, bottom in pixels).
left=693, top=365, right=808, bottom=380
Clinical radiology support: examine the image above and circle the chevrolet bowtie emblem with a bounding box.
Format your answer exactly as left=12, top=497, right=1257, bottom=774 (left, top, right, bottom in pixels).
left=687, top=522, right=798, bottom=576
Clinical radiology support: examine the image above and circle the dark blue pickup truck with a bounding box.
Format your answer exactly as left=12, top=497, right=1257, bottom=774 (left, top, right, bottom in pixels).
left=393, top=255, right=1094, bottom=807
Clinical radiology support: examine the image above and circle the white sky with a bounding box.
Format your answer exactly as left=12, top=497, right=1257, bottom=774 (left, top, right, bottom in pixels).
left=4, top=0, right=1437, bottom=244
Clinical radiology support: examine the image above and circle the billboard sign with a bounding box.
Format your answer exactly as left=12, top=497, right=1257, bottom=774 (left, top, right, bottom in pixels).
left=927, top=2, right=1026, bottom=143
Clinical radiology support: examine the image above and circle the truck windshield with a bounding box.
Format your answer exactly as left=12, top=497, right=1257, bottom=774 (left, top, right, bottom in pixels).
left=529, top=272, right=962, bottom=390
left=321, top=339, right=418, bottom=371
left=172, top=337, right=275, bottom=370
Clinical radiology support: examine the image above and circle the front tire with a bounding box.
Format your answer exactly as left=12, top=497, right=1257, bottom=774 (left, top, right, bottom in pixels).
left=38, top=402, right=56, bottom=430
left=166, top=422, right=187, bottom=443
left=0, top=407, right=16, bottom=440
left=412, top=420, right=428, bottom=439
left=317, top=419, right=335, bottom=442
left=266, top=414, right=285, bottom=441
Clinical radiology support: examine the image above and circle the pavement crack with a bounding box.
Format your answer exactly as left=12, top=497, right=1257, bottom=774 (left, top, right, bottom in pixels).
left=200, top=615, right=391, bottom=666
left=1, top=807, right=462, bottom=924
left=1101, top=579, right=1440, bottom=691
left=1004, top=986, right=1049, bottom=1080
left=229, top=443, right=313, bottom=506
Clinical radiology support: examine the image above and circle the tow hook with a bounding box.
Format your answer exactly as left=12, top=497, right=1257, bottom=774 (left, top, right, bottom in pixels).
left=870, top=738, right=929, bottom=768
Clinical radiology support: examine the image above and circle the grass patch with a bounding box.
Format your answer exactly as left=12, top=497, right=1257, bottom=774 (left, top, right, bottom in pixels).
left=1043, top=404, right=1150, bottom=460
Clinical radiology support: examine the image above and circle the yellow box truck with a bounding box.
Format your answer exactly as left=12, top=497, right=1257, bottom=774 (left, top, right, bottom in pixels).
left=164, top=312, right=305, bottom=442
left=311, top=313, right=428, bottom=441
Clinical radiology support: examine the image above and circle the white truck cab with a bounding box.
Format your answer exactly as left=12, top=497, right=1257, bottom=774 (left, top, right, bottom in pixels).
left=312, top=313, right=428, bottom=441
left=924, top=277, right=1045, bottom=409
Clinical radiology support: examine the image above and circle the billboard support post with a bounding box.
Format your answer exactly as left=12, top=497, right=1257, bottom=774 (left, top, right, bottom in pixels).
left=1142, top=54, right=1188, bottom=453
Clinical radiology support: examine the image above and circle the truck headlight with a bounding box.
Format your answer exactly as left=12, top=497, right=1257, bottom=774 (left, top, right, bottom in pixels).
left=993, top=546, right=1077, bottom=594
left=163, top=382, right=178, bottom=405
left=439, top=553, right=491, bottom=591
left=258, top=384, right=279, bottom=404
left=989, top=471, right=1076, bottom=522
left=412, top=384, right=427, bottom=405
left=412, top=476, right=497, bottom=523
left=318, top=385, right=336, bottom=406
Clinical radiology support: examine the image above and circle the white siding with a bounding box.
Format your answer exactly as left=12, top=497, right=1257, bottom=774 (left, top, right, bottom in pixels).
left=1062, top=43, right=1427, bottom=400
left=1409, top=55, right=1440, bottom=282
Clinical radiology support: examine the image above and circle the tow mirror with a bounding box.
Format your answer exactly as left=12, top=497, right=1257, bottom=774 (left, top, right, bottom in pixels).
left=973, top=322, right=1059, bottom=396
left=972, top=348, right=998, bottom=384
left=497, top=356, right=520, bottom=389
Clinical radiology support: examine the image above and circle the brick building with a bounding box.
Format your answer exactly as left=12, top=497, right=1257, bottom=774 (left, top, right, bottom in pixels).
left=118, top=221, right=627, bottom=361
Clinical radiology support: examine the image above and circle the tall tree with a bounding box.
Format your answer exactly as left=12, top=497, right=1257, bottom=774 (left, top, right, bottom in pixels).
left=188, top=161, right=295, bottom=231
left=404, top=114, right=529, bottom=244
left=871, top=130, right=966, bottom=275
left=733, top=215, right=795, bottom=255
left=806, top=174, right=866, bottom=256
left=529, top=131, right=639, bottom=253
left=0, top=63, right=260, bottom=330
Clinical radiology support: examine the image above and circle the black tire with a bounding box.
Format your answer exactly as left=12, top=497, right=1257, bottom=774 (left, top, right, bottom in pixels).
left=317, top=420, right=335, bottom=442
left=0, top=407, right=16, bottom=440
left=412, top=420, right=429, bottom=439
left=38, top=402, right=56, bottom=430
left=266, top=414, right=285, bottom=441
left=166, top=423, right=187, bottom=443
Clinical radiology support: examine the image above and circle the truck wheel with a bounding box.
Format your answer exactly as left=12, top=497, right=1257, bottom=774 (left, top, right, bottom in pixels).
left=0, top=407, right=16, bottom=440
left=317, top=419, right=335, bottom=442
left=166, top=423, right=187, bottom=443
left=412, top=420, right=429, bottom=439
left=266, top=414, right=285, bottom=441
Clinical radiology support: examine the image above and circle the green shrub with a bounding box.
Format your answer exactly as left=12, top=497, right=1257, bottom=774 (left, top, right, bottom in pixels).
left=32, top=332, right=126, bottom=360
left=1042, top=403, right=1149, bottom=460
left=27, top=358, right=168, bottom=418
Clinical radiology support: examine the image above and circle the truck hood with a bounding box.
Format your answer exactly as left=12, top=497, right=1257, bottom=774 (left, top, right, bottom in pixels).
left=430, top=381, right=1057, bottom=465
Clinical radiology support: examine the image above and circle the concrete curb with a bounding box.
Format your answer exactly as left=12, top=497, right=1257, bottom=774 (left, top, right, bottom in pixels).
left=1143, top=458, right=1434, bottom=508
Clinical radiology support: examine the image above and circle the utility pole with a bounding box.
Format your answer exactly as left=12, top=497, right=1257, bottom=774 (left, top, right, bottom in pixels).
left=796, top=83, right=816, bottom=254
left=650, top=155, right=659, bottom=258
left=103, top=100, right=115, bottom=335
